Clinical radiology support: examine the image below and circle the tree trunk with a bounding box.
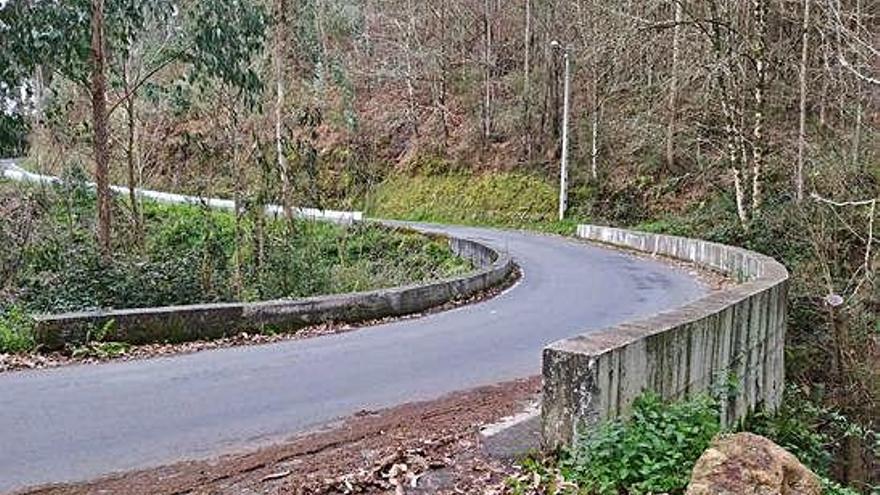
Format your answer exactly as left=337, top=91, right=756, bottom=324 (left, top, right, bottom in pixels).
left=751, top=0, right=766, bottom=212
left=796, top=0, right=810, bottom=202
left=733, top=167, right=749, bottom=228
left=665, top=0, right=682, bottom=170
left=851, top=0, right=862, bottom=166
left=274, top=0, right=293, bottom=221
left=591, top=79, right=599, bottom=181
left=819, top=28, right=828, bottom=127
left=522, top=0, right=532, bottom=160
left=403, top=0, right=419, bottom=136
left=90, top=0, right=112, bottom=258
left=125, top=77, right=142, bottom=247
left=482, top=0, right=492, bottom=141
left=32, top=65, right=46, bottom=171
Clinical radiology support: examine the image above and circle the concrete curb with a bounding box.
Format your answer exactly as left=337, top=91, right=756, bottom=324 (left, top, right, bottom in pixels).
left=1, top=159, right=515, bottom=350
left=32, top=235, right=514, bottom=350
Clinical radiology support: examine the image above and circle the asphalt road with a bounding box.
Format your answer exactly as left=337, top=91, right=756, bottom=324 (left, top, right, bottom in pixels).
left=0, top=209, right=705, bottom=492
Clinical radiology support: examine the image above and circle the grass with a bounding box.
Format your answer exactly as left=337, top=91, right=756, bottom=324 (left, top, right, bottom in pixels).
left=366, top=172, right=581, bottom=235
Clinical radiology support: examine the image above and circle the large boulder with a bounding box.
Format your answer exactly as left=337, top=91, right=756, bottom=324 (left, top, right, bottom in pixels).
left=686, top=432, right=822, bottom=495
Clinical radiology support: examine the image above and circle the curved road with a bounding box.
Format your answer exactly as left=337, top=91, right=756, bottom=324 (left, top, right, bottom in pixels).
left=0, top=173, right=705, bottom=492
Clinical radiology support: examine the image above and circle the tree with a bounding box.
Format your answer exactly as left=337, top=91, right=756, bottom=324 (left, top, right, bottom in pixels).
left=90, top=0, right=112, bottom=256
left=522, top=0, right=532, bottom=160
left=1, top=0, right=267, bottom=254
left=796, top=0, right=810, bottom=202
left=666, top=0, right=683, bottom=170
left=273, top=0, right=293, bottom=221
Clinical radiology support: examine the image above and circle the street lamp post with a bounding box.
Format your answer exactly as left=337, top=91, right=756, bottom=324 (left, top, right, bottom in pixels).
left=552, top=40, right=571, bottom=221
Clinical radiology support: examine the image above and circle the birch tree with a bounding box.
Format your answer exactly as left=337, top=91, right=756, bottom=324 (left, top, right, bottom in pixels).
left=796, top=0, right=810, bottom=202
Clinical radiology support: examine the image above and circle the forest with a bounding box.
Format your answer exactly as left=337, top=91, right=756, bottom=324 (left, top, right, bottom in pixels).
left=0, top=0, right=877, bottom=493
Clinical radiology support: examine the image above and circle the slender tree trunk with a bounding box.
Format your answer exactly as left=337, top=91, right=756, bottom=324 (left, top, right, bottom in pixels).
left=819, top=28, right=828, bottom=127
left=430, top=0, right=450, bottom=149
left=733, top=167, right=748, bottom=227
left=591, top=77, right=600, bottom=181
left=591, top=109, right=599, bottom=181
left=32, top=66, right=46, bottom=170
left=666, top=0, right=682, bottom=170
left=403, top=0, right=419, bottom=136
left=522, top=0, right=532, bottom=160
left=90, top=0, right=112, bottom=258
left=482, top=0, right=492, bottom=141
left=751, top=0, right=766, bottom=212
left=714, top=12, right=748, bottom=229
left=796, top=0, right=810, bottom=202
left=125, top=79, right=142, bottom=246
left=274, top=0, right=293, bottom=221
left=231, top=122, right=244, bottom=300
left=851, top=0, right=862, bottom=166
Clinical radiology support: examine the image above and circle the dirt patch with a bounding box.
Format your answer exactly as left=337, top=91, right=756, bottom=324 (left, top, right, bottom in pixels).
left=0, top=268, right=521, bottom=374
left=22, top=377, right=541, bottom=495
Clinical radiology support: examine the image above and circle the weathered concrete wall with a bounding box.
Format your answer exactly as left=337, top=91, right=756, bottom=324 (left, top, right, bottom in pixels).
left=542, top=225, right=789, bottom=450
left=34, top=237, right=514, bottom=349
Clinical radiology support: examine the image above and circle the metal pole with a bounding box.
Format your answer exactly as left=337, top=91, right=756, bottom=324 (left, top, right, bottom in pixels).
left=559, top=50, right=570, bottom=221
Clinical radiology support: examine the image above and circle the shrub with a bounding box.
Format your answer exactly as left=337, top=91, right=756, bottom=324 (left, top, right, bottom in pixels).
left=561, top=393, right=721, bottom=495
left=0, top=305, right=36, bottom=354
left=2, top=179, right=473, bottom=316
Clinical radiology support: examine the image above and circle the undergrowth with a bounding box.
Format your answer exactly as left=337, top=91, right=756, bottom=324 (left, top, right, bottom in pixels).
left=0, top=305, right=35, bottom=354
left=507, top=389, right=875, bottom=494
left=0, top=175, right=471, bottom=353
left=561, top=393, right=721, bottom=495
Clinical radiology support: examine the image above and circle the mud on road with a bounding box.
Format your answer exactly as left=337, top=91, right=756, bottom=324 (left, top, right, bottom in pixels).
left=23, top=377, right=541, bottom=495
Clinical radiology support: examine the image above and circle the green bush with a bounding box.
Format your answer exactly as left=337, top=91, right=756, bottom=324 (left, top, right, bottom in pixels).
left=0, top=305, right=36, bottom=354
left=1, top=179, right=472, bottom=317
left=561, top=393, right=721, bottom=495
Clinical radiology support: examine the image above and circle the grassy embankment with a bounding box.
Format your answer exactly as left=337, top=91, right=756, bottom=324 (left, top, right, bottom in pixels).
left=0, top=175, right=471, bottom=354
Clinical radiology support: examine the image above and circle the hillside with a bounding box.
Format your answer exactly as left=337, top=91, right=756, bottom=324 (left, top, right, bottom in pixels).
left=1, top=0, right=878, bottom=492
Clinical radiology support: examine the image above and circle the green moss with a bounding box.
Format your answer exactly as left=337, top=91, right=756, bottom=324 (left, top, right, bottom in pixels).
left=367, top=172, right=580, bottom=234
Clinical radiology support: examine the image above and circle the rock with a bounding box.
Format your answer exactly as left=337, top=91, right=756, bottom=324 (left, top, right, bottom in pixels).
left=686, top=432, right=822, bottom=495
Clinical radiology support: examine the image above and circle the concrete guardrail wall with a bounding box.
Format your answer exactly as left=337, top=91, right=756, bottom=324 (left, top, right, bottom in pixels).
left=34, top=237, right=514, bottom=350
left=542, top=225, right=789, bottom=450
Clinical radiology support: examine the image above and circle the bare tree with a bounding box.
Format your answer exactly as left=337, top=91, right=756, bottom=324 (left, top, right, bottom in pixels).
left=751, top=0, right=767, bottom=212
left=666, top=0, right=682, bottom=169
left=482, top=0, right=493, bottom=141
left=522, top=0, right=532, bottom=160
left=796, top=0, right=810, bottom=202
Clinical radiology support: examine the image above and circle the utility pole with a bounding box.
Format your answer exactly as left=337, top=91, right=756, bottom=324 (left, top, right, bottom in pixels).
left=552, top=41, right=571, bottom=221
